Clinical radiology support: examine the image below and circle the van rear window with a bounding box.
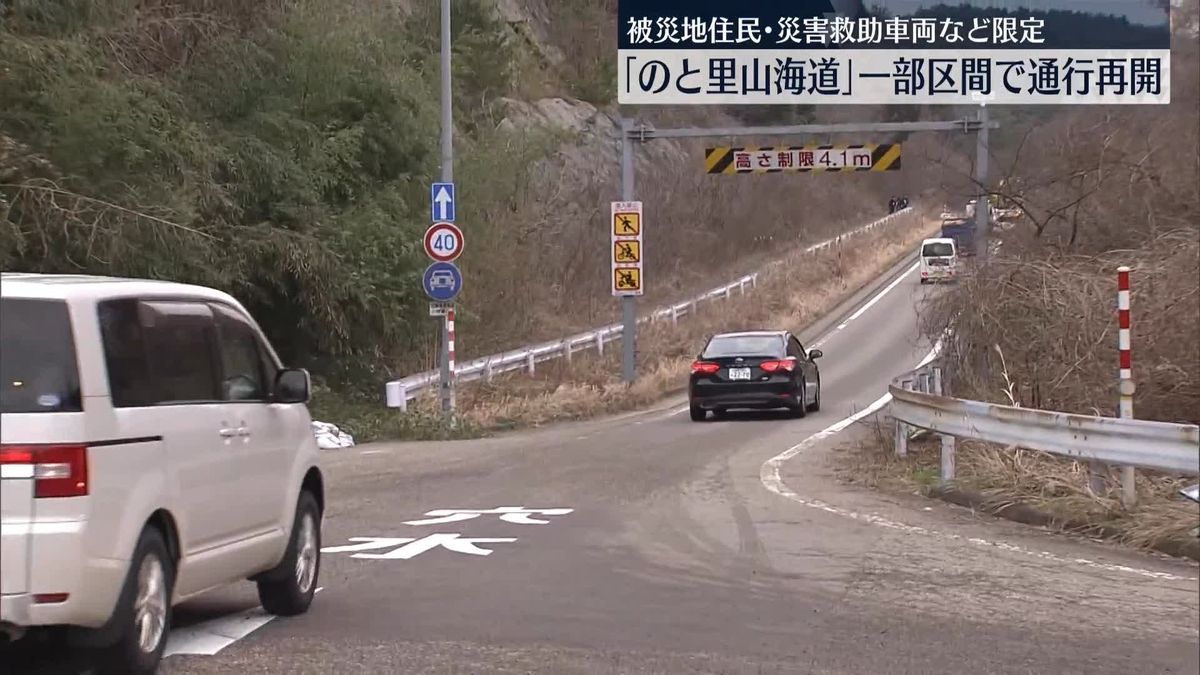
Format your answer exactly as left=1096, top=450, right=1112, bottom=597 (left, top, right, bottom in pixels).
left=0, top=298, right=83, bottom=413
left=922, top=242, right=955, bottom=257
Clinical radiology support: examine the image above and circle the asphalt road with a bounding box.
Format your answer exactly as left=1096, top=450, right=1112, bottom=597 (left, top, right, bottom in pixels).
left=10, top=255, right=1199, bottom=675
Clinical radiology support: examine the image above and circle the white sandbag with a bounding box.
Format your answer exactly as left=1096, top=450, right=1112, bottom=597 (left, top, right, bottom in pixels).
left=312, top=420, right=355, bottom=449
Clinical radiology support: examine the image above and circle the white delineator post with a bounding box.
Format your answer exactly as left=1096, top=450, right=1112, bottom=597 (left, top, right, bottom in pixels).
left=1117, top=266, right=1136, bottom=507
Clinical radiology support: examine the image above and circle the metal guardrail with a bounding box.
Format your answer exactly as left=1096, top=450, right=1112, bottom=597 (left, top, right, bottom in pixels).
left=889, top=359, right=1200, bottom=487
left=385, top=207, right=919, bottom=408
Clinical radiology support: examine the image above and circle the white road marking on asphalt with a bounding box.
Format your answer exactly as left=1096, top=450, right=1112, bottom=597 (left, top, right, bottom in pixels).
left=163, top=587, right=324, bottom=657
left=360, top=450, right=386, bottom=455
left=322, top=537, right=415, bottom=553
left=352, top=533, right=517, bottom=559
left=759, top=347, right=1197, bottom=582
left=403, top=507, right=573, bottom=526
left=811, top=261, right=919, bottom=349
left=324, top=534, right=519, bottom=560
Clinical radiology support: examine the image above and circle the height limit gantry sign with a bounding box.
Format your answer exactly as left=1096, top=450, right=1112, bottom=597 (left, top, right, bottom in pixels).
left=611, top=201, right=643, bottom=297
left=705, top=144, right=901, bottom=174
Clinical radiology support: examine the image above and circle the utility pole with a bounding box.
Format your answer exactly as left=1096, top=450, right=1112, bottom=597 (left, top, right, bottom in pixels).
left=438, top=0, right=455, bottom=413
left=620, top=118, right=637, bottom=383
left=974, top=104, right=990, bottom=258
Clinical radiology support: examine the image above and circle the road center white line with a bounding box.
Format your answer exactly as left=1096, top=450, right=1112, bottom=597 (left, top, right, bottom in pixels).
left=811, top=261, right=919, bottom=349
left=163, top=587, right=324, bottom=657
left=758, top=352, right=1197, bottom=582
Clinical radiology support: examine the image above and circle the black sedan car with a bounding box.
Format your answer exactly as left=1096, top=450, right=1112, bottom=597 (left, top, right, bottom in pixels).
left=688, top=330, right=822, bottom=421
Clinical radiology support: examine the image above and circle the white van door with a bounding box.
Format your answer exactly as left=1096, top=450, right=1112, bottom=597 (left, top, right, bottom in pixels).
left=98, top=299, right=256, bottom=591
left=210, top=303, right=292, bottom=541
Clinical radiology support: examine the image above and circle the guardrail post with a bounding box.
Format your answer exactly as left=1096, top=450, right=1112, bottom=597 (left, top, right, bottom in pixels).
left=930, top=365, right=956, bottom=480
left=940, top=434, right=956, bottom=482
left=526, top=352, right=536, bottom=374
left=690, top=300, right=698, bottom=315
left=725, top=286, right=732, bottom=299
left=670, top=305, right=678, bottom=325
left=483, top=359, right=494, bottom=382
left=895, top=379, right=912, bottom=456
left=385, top=382, right=409, bottom=412
left=596, top=331, right=604, bottom=356
left=563, top=340, right=572, bottom=364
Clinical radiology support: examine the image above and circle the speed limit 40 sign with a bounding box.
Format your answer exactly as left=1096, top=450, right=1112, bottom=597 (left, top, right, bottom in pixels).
left=424, top=222, right=464, bottom=263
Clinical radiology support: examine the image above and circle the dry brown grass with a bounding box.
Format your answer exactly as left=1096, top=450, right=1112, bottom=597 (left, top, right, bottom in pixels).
left=834, top=430, right=1200, bottom=557
left=924, top=232, right=1200, bottom=424
left=923, top=22, right=1200, bottom=424
left=409, top=212, right=941, bottom=428
left=875, top=17, right=1200, bottom=555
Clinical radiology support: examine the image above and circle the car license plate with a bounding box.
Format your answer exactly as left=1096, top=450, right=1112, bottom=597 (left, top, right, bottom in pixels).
left=727, top=367, right=752, bottom=380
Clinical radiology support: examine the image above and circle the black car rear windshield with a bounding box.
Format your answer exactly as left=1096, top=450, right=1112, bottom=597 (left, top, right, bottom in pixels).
left=1, top=298, right=83, bottom=413
left=702, top=335, right=784, bottom=359
left=922, top=242, right=955, bottom=257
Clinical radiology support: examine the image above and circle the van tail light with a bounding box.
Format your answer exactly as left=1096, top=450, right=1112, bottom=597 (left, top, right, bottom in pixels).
left=691, top=361, right=721, bottom=375
left=0, top=444, right=88, bottom=498
left=759, top=358, right=797, bottom=373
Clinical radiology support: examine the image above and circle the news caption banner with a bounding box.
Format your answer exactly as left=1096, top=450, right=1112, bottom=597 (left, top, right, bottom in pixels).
left=617, top=0, right=1171, bottom=106
left=320, top=507, right=574, bottom=560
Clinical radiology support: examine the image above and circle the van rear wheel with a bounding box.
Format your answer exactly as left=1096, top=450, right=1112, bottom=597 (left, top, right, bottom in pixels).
left=93, top=527, right=174, bottom=675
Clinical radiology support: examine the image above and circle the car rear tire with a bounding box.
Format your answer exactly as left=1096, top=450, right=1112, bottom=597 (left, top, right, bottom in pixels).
left=257, top=491, right=321, bottom=617
left=689, top=404, right=707, bottom=422
left=791, top=379, right=808, bottom=418
left=807, top=378, right=821, bottom=412
left=93, top=527, right=174, bottom=675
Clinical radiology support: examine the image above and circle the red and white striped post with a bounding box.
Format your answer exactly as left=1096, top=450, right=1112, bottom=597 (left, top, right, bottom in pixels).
left=1117, top=267, right=1133, bottom=416
left=1117, top=266, right=1136, bottom=507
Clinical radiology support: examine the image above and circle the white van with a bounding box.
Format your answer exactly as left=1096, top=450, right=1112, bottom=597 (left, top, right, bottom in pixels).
left=1, top=273, right=324, bottom=673
left=919, top=237, right=958, bottom=284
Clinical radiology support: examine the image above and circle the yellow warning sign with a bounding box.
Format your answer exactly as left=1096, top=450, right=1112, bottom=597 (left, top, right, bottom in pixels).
left=613, top=240, right=641, bottom=263
left=614, top=267, right=641, bottom=292
left=613, top=212, right=640, bottom=236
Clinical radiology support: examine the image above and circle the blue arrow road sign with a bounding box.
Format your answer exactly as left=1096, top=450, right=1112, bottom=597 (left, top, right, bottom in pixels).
left=422, top=261, right=462, bottom=301
left=431, top=182, right=455, bottom=222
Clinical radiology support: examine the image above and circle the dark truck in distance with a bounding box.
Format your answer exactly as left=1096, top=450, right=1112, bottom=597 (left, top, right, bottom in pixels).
left=940, top=218, right=975, bottom=256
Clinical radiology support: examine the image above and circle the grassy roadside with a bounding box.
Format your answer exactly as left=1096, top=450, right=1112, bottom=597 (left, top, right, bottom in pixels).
left=312, top=213, right=941, bottom=441
left=833, top=428, right=1200, bottom=559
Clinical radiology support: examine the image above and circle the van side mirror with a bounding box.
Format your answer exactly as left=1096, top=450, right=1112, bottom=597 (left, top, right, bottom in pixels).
left=808, top=349, right=823, bottom=360
left=274, top=368, right=311, bottom=404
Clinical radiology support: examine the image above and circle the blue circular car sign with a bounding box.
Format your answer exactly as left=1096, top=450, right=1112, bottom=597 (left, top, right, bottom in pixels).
left=422, top=261, right=462, bottom=301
